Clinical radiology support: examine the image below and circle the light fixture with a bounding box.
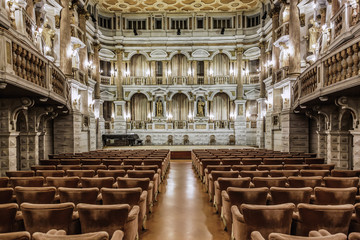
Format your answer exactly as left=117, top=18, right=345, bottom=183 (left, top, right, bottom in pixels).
left=294, top=109, right=300, bottom=113
left=209, top=69, right=213, bottom=76
left=62, top=110, right=68, bottom=114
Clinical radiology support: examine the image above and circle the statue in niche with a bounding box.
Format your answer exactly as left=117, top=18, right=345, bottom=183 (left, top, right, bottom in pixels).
left=308, top=19, right=320, bottom=54
left=197, top=99, right=205, bottom=117
left=156, top=99, right=163, bottom=117
left=41, top=20, right=55, bottom=56
left=352, top=3, right=360, bottom=26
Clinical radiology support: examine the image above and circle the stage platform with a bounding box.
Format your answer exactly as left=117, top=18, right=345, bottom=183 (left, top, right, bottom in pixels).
left=104, top=145, right=256, bottom=151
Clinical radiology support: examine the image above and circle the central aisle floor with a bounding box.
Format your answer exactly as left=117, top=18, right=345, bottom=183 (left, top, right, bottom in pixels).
left=140, top=162, right=231, bottom=240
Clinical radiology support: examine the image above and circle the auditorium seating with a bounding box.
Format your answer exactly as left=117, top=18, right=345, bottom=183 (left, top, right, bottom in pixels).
left=251, top=230, right=347, bottom=240
left=32, top=229, right=124, bottom=240
left=0, top=231, right=31, bottom=240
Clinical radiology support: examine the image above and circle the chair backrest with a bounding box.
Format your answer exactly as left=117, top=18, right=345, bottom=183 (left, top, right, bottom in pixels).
left=97, top=170, right=126, bottom=179
left=288, top=176, right=322, bottom=188
left=58, top=187, right=99, bottom=206
left=0, top=203, right=18, bottom=233
left=46, top=177, right=80, bottom=188
left=241, top=203, right=295, bottom=240
left=117, top=177, right=150, bottom=191
left=270, top=170, right=299, bottom=177
left=0, top=177, right=9, bottom=187
left=126, top=170, right=155, bottom=179
left=21, top=202, right=75, bottom=234
left=314, top=187, right=357, bottom=205
left=217, top=177, right=251, bottom=191
left=258, top=165, right=284, bottom=171
left=77, top=203, right=130, bottom=237
left=331, top=170, right=360, bottom=177
left=253, top=177, right=287, bottom=188
left=323, top=177, right=360, bottom=188
left=143, top=160, right=163, bottom=168
left=309, top=164, right=335, bottom=171
left=36, top=170, right=65, bottom=178
left=31, top=165, right=57, bottom=171
left=60, top=159, right=81, bottom=165
left=0, top=232, right=31, bottom=240
left=240, top=171, right=269, bottom=179
left=56, top=165, right=82, bottom=171
left=300, top=170, right=330, bottom=177
left=270, top=187, right=312, bottom=209
left=134, top=165, right=159, bottom=172
left=81, top=159, right=102, bottom=165
left=101, top=187, right=142, bottom=207
left=81, top=165, right=107, bottom=173
left=262, top=232, right=347, bottom=240
left=102, top=159, right=123, bottom=166
left=81, top=177, right=114, bottom=188
left=221, top=159, right=241, bottom=166
left=210, top=171, right=239, bottom=181
left=304, top=158, right=325, bottom=165
left=231, top=165, right=257, bottom=171
left=10, top=177, right=44, bottom=188
left=15, top=186, right=56, bottom=205
left=32, top=231, right=110, bottom=240
left=284, top=165, right=309, bottom=170
left=227, top=187, right=269, bottom=209
left=108, top=165, right=133, bottom=171
left=262, top=159, right=284, bottom=165
left=206, top=165, right=232, bottom=173
left=297, top=203, right=354, bottom=235
left=0, top=188, right=13, bottom=204
left=6, top=171, right=35, bottom=177
left=66, top=170, right=95, bottom=178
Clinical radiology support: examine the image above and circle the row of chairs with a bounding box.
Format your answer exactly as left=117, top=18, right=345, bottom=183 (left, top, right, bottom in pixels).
left=40, top=158, right=167, bottom=166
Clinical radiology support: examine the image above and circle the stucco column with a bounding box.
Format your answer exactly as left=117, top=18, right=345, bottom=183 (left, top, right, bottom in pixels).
left=289, top=0, right=301, bottom=76
left=332, top=0, right=340, bottom=17
left=151, top=61, right=156, bottom=84
left=259, top=42, right=266, bottom=98
left=204, top=60, right=209, bottom=84
left=78, top=9, right=88, bottom=84
left=60, top=0, right=72, bottom=76
left=192, top=60, right=197, bottom=84
left=94, top=43, right=101, bottom=99
left=271, top=5, right=280, bottom=83
left=116, top=50, right=124, bottom=100
left=26, top=0, right=35, bottom=21
left=236, top=48, right=243, bottom=99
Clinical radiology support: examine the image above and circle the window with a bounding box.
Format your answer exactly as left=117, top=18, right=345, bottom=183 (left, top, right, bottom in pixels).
left=100, top=60, right=111, bottom=76
left=155, top=18, right=162, bottom=29
left=212, top=18, right=231, bottom=29
left=197, top=61, right=204, bottom=76
left=246, top=14, right=261, bottom=28
left=127, top=19, right=147, bottom=30
left=171, top=19, right=188, bottom=29
left=98, top=16, right=113, bottom=29
left=197, top=18, right=204, bottom=29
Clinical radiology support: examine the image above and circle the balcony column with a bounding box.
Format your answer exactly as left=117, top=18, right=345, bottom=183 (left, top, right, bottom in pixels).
left=26, top=0, right=35, bottom=21
left=187, top=61, right=192, bottom=85
left=78, top=9, right=88, bottom=84
left=94, top=43, right=101, bottom=99
left=116, top=50, right=124, bottom=100
left=60, top=0, right=72, bottom=77
left=162, top=61, right=167, bottom=85
left=260, top=41, right=266, bottom=98
left=204, top=60, right=209, bottom=84
left=236, top=48, right=244, bottom=99
left=151, top=61, right=156, bottom=84
left=332, top=0, right=340, bottom=17
left=288, top=0, right=301, bottom=77
left=271, top=5, right=280, bottom=83
left=192, top=60, right=197, bottom=84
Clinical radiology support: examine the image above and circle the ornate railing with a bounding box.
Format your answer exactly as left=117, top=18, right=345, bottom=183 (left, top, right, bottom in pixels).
left=248, top=73, right=260, bottom=84
left=197, top=76, right=204, bottom=84
left=101, top=75, right=111, bottom=85
left=70, top=24, right=85, bottom=43
left=212, top=75, right=232, bottom=84
left=275, top=67, right=289, bottom=83
left=171, top=76, right=187, bottom=85
left=275, top=22, right=289, bottom=41
left=300, top=66, right=317, bottom=97
left=128, top=76, right=150, bottom=85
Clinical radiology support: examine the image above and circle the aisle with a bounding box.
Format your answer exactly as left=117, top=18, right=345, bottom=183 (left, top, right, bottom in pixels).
left=140, top=162, right=231, bottom=240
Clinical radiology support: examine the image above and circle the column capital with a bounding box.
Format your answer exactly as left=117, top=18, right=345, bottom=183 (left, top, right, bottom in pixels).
left=115, top=49, right=123, bottom=55
left=93, top=43, right=101, bottom=51
left=269, top=4, right=281, bottom=18
left=259, top=41, right=266, bottom=50
left=236, top=48, right=244, bottom=54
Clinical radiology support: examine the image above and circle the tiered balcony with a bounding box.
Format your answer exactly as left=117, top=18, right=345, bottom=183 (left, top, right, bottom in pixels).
left=127, top=120, right=235, bottom=131
left=123, top=75, right=236, bottom=85
left=275, top=22, right=289, bottom=42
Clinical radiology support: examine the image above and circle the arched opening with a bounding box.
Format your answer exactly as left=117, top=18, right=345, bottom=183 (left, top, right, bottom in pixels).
left=171, top=93, right=189, bottom=121
left=16, top=111, right=27, bottom=170
left=211, top=93, right=231, bottom=120
left=340, top=111, right=354, bottom=169
left=130, top=93, right=149, bottom=121
left=212, top=53, right=230, bottom=76
left=130, top=54, right=148, bottom=77
left=170, top=54, right=188, bottom=77
left=38, top=118, right=54, bottom=161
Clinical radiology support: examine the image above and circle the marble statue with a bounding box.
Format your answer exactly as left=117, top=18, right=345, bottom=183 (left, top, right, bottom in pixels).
left=42, top=20, right=55, bottom=55
left=197, top=99, right=205, bottom=117
left=156, top=99, right=163, bottom=117
left=308, top=19, right=320, bottom=54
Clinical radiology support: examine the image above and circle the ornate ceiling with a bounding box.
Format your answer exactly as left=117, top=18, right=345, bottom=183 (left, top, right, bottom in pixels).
left=99, top=0, right=261, bottom=13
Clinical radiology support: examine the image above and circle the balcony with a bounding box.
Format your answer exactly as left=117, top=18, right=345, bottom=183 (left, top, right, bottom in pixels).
left=100, top=75, right=112, bottom=85
left=70, top=25, right=85, bottom=43
left=211, top=75, right=234, bottom=84
left=0, top=28, right=69, bottom=105
left=274, top=67, right=289, bottom=83
left=274, top=22, right=289, bottom=43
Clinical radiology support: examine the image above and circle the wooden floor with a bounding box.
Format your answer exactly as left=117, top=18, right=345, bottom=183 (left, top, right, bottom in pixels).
left=140, top=161, right=231, bottom=240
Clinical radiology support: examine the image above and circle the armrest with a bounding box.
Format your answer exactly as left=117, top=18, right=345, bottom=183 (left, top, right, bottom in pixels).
left=209, top=174, right=213, bottom=181
left=214, top=181, right=220, bottom=190
left=140, top=191, right=148, bottom=203
left=46, top=229, right=66, bottom=235
left=221, top=190, right=230, bottom=201
left=111, top=230, right=124, bottom=240
left=127, top=205, right=140, bottom=222
left=251, top=231, right=265, bottom=240
left=149, top=181, right=154, bottom=190
left=231, top=205, right=244, bottom=223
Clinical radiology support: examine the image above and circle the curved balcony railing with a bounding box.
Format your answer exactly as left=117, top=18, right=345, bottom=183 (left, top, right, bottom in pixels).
left=275, top=22, right=289, bottom=42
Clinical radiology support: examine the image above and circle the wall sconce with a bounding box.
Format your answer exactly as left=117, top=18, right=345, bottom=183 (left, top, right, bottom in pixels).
left=147, top=113, right=152, bottom=122
left=244, top=68, right=249, bottom=75
left=246, top=112, right=251, bottom=121
left=166, top=113, right=173, bottom=121
left=125, top=70, right=130, bottom=77
left=86, top=61, right=94, bottom=70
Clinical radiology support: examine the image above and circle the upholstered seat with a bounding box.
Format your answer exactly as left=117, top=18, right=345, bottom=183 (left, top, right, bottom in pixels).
left=240, top=171, right=269, bottom=179
left=293, top=203, right=353, bottom=235
left=0, top=203, right=18, bottom=233
left=250, top=230, right=347, bottom=240
left=60, top=160, right=81, bottom=165
left=287, top=176, right=322, bottom=188
left=31, top=165, right=57, bottom=171
left=46, top=177, right=80, bottom=188
left=300, top=170, right=330, bottom=177
left=97, top=170, right=126, bottom=179
left=77, top=203, right=139, bottom=240
left=331, top=170, right=360, bottom=177
left=56, top=165, right=82, bottom=171
left=284, top=165, right=309, bottom=170
left=270, top=187, right=312, bottom=210
left=66, top=170, right=95, bottom=178
left=214, top=177, right=251, bottom=213
left=20, top=202, right=75, bottom=234
left=269, top=170, right=299, bottom=177
left=309, top=164, right=335, bottom=171
left=231, top=165, right=258, bottom=171
left=232, top=203, right=295, bottom=240
left=32, top=229, right=124, bottom=240
left=81, top=177, right=115, bottom=189
left=58, top=187, right=99, bottom=206
left=36, top=170, right=66, bottom=178
left=258, top=165, right=283, bottom=171
left=108, top=166, right=134, bottom=172
left=0, top=177, right=9, bottom=187
left=102, top=187, right=147, bottom=233
left=126, top=170, right=159, bottom=200
left=103, top=160, right=123, bottom=167
left=208, top=171, right=239, bottom=202
left=117, top=177, right=153, bottom=213
left=221, top=187, right=268, bottom=231
left=314, top=187, right=357, bottom=205
left=15, top=186, right=56, bottom=205
left=81, top=165, right=107, bottom=173
left=0, top=188, right=14, bottom=203
left=6, top=171, right=35, bottom=178
left=204, top=165, right=232, bottom=188
left=252, top=177, right=287, bottom=188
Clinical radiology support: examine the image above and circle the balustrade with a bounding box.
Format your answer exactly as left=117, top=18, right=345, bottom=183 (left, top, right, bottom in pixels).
left=129, top=76, right=149, bottom=85
left=293, top=82, right=299, bottom=101
left=171, top=76, right=187, bottom=85
left=101, top=75, right=111, bottom=85
left=275, top=67, right=289, bottom=83
left=300, top=66, right=317, bottom=97
left=212, top=75, right=231, bottom=84
left=275, top=22, right=289, bottom=41
left=70, top=25, right=85, bottom=43
left=51, top=67, right=66, bottom=96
